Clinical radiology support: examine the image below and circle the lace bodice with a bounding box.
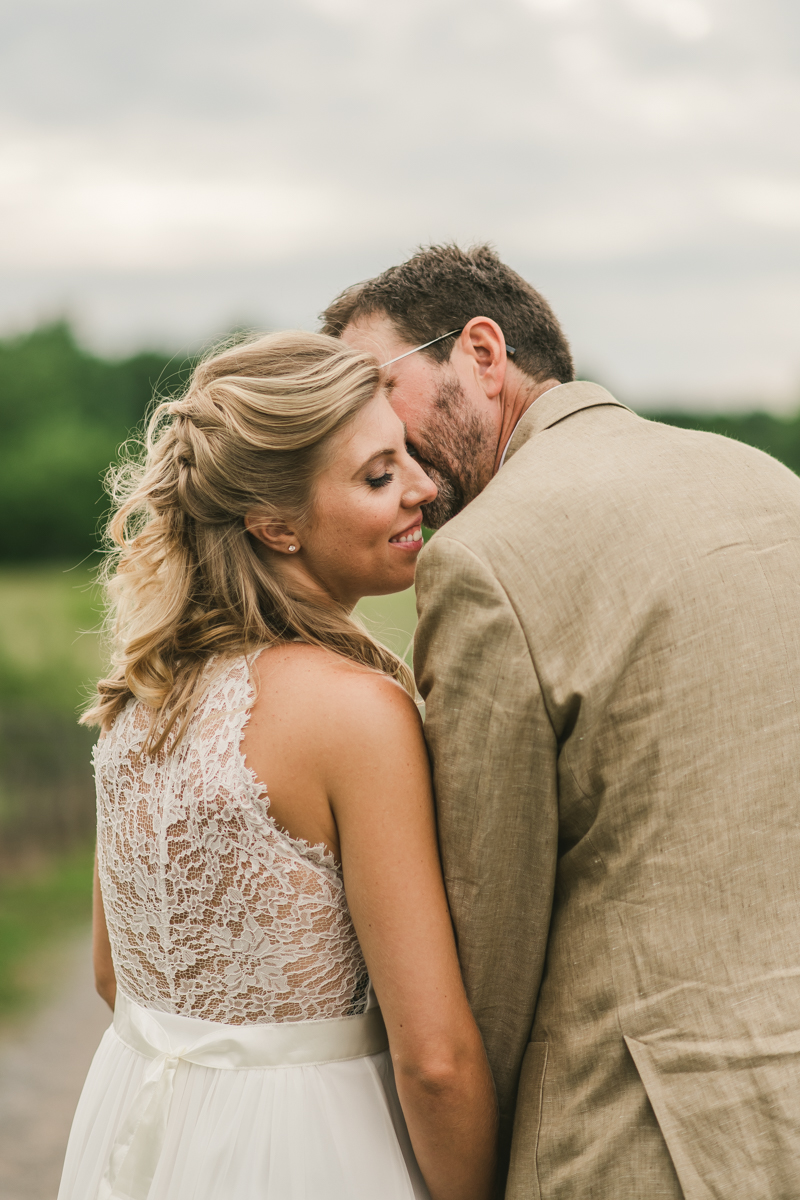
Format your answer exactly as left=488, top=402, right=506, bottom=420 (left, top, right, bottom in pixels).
left=94, top=655, right=369, bottom=1024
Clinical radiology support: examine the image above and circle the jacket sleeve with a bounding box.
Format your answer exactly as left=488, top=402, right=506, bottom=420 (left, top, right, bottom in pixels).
left=414, top=534, right=559, bottom=1173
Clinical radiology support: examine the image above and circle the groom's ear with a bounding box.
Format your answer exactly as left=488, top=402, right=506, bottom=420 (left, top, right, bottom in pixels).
left=456, top=317, right=508, bottom=400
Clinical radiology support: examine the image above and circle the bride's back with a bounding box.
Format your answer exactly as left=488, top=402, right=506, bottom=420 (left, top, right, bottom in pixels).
left=95, top=653, right=369, bottom=1025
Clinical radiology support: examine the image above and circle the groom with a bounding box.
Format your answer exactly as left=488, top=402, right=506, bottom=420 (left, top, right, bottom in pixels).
left=323, top=245, right=800, bottom=1199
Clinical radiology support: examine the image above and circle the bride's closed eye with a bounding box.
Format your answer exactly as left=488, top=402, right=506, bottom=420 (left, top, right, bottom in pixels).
left=367, top=471, right=394, bottom=489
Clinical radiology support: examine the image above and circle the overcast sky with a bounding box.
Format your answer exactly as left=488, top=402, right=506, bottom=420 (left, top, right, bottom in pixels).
left=1, top=0, right=799, bottom=408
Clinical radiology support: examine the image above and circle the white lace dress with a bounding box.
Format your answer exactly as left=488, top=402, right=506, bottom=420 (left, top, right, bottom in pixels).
left=58, top=655, right=429, bottom=1200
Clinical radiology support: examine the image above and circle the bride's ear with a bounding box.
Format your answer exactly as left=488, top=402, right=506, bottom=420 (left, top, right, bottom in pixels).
left=244, top=511, right=302, bottom=556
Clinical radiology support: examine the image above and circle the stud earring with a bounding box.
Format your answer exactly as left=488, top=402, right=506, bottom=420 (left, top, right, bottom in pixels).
left=288, top=545, right=297, bottom=552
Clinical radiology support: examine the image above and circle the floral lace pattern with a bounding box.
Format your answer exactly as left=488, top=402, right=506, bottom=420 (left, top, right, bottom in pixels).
left=94, top=655, right=369, bottom=1024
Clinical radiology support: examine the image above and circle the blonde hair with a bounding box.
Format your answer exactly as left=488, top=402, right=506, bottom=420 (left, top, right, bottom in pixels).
left=82, top=330, right=414, bottom=753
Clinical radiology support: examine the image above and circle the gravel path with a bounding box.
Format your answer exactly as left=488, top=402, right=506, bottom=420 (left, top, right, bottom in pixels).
left=0, top=933, right=110, bottom=1200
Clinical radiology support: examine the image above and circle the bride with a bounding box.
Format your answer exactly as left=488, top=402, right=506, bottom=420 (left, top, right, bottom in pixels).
left=58, top=331, right=497, bottom=1200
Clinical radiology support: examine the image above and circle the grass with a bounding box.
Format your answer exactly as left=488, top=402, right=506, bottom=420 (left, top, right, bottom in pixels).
left=0, top=565, right=102, bottom=1021
left=0, top=562, right=104, bottom=714
left=0, top=843, right=95, bottom=1018
left=356, top=586, right=417, bottom=662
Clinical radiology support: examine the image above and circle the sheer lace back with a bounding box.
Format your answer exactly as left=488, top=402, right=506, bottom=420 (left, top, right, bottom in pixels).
left=94, top=655, right=369, bottom=1024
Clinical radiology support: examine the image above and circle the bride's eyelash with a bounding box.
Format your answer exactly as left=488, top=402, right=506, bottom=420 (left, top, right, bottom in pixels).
left=366, top=472, right=394, bottom=489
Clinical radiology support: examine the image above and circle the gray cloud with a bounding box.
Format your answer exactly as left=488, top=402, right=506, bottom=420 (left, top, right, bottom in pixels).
left=1, top=0, right=798, bottom=406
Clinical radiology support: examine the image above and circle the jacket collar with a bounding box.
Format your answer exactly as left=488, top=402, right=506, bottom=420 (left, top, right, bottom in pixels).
left=503, top=381, right=632, bottom=466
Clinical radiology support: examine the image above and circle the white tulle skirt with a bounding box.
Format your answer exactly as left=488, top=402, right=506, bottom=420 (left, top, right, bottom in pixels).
left=57, top=992, right=430, bottom=1200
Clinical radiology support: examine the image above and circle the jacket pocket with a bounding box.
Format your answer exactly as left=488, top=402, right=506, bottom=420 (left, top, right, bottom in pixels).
left=506, top=1042, right=548, bottom=1200
left=624, top=1032, right=800, bottom=1200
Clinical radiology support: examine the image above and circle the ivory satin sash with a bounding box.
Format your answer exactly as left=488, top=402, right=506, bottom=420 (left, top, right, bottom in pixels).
left=101, top=990, right=389, bottom=1200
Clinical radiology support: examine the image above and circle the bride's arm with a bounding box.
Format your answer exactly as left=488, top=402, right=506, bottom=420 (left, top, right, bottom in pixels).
left=327, top=672, right=498, bottom=1200
left=93, top=849, right=117, bottom=1010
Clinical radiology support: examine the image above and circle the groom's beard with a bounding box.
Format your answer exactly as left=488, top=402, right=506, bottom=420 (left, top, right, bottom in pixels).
left=418, top=377, right=496, bottom=530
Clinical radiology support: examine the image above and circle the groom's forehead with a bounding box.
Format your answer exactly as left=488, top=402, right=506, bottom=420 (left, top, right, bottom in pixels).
left=341, top=314, right=407, bottom=363
left=341, top=315, right=442, bottom=403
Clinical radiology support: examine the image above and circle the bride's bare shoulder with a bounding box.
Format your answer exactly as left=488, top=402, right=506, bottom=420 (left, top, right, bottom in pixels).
left=251, top=641, right=421, bottom=737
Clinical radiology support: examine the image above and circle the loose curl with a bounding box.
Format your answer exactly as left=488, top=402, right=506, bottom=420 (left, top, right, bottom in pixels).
left=82, top=330, right=414, bottom=754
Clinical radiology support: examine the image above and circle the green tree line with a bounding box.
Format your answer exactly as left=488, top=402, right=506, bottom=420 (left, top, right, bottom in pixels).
left=2, top=321, right=800, bottom=564
left=0, top=323, right=191, bottom=562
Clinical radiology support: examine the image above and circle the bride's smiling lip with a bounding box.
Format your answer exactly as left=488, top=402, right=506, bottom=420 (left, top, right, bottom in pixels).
left=389, top=516, right=424, bottom=550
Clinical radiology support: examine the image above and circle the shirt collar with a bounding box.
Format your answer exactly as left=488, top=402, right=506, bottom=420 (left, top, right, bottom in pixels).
left=496, top=385, right=559, bottom=472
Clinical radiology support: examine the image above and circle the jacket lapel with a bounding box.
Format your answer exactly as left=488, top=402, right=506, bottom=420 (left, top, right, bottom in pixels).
left=504, top=382, right=633, bottom=465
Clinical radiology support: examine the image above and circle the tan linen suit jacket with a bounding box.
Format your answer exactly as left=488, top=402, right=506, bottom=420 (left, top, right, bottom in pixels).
left=414, top=382, right=800, bottom=1200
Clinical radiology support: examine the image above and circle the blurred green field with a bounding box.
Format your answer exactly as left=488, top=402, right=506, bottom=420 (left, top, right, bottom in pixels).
left=356, top=587, right=417, bottom=662
left=0, top=846, right=96, bottom=1017
left=0, top=559, right=103, bottom=864
left=0, top=565, right=103, bottom=1015
left=0, top=565, right=103, bottom=872
left=0, top=563, right=104, bottom=713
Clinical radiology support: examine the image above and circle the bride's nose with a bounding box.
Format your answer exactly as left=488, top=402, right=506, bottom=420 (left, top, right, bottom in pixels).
left=404, top=461, right=438, bottom=507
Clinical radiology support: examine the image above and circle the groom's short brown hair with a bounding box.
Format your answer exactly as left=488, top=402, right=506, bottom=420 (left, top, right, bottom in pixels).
left=320, top=243, right=574, bottom=386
